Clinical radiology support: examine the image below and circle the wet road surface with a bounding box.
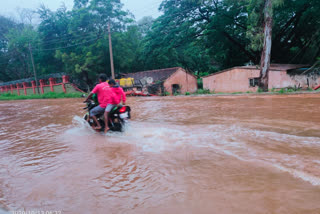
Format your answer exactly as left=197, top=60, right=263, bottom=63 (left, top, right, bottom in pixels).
left=0, top=94, right=320, bottom=213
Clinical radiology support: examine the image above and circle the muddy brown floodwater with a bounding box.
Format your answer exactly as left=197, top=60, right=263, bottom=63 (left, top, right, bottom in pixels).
left=0, top=94, right=320, bottom=214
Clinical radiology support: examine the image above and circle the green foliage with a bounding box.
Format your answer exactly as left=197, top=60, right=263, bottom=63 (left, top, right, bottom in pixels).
left=1, top=24, right=40, bottom=80
left=0, top=92, right=83, bottom=100
left=163, top=91, right=170, bottom=96
left=198, top=72, right=210, bottom=77
left=0, top=0, right=319, bottom=87
left=194, top=89, right=211, bottom=94
left=257, top=88, right=264, bottom=93
left=246, top=0, right=284, bottom=51
left=185, top=91, right=190, bottom=95
left=272, top=0, right=320, bottom=64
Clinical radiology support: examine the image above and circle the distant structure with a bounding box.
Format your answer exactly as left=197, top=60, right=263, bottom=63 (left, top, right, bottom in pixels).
left=202, top=64, right=319, bottom=93
left=123, top=67, right=198, bottom=95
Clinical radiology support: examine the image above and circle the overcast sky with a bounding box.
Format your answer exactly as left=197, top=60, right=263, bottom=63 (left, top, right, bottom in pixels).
left=0, top=0, right=162, bottom=21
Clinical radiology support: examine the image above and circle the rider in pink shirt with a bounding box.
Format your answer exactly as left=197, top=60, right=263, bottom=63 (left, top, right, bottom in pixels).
left=104, top=79, right=126, bottom=133
left=91, top=82, right=111, bottom=108
left=84, top=74, right=116, bottom=130
left=109, top=79, right=126, bottom=105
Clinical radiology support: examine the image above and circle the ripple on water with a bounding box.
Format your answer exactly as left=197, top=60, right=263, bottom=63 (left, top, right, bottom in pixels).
left=68, top=117, right=320, bottom=187
left=1, top=97, right=320, bottom=214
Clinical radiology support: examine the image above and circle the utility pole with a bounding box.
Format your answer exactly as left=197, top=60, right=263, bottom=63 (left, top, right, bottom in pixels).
left=28, top=43, right=40, bottom=94
left=108, top=20, right=115, bottom=79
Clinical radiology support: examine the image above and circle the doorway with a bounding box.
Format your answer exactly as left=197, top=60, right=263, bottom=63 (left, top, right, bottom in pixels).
left=172, top=84, right=180, bottom=94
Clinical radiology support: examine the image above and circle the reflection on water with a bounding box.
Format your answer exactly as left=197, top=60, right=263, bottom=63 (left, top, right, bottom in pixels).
left=0, top=95, right=320, bottom=213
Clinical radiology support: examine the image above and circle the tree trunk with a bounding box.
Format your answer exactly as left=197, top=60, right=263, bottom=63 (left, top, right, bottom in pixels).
left=259, top=0, right=273, bottom=92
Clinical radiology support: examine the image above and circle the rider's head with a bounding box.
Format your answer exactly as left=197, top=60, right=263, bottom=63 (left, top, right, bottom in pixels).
left=98, top=74, right=107, bottom=83
left=108, top=79, right=116, bottom=86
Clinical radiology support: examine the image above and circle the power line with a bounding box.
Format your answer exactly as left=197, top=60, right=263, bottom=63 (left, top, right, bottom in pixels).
left=12, top=29, right=103, bottom=47
left=0, top=33, right=106, bottom=59
left=11, top=1, right=163, bottom=46
left=0, top=36, right=102, bottom=65
left=1, top=0, right=164, bottom=51
left=0, top=2, right=219, bottom=64
left=40, top=32, right=103, bottom=47
left=32, top=36, right=101, bottom=52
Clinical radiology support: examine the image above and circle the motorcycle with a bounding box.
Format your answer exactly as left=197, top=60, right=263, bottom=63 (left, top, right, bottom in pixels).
left=83, top=99, right=131, bottom=132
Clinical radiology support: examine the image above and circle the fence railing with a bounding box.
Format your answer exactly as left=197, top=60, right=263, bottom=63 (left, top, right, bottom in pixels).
left=0, top=75, right=82, bottom=95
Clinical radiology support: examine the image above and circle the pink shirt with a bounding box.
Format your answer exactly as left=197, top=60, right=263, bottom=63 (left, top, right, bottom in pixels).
left=112, top=86, right=126, bottom=105
left=92, top=82, right=116, bottom=108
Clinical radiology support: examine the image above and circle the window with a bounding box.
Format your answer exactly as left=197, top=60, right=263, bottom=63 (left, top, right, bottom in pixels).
left=249, top=78, right=259, bottom=87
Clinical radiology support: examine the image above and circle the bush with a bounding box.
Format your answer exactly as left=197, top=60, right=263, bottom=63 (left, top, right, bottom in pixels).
left=287, top=88, right=295, bottom=93
left=257, top=88, right=264, bottom=93
left=198, top=72, right=209, bottom=77
left=163, top=91, right=170, bottom=96
left=194, top=89, right=211, bottom=94
left=185, top=92, right=190, bottom=95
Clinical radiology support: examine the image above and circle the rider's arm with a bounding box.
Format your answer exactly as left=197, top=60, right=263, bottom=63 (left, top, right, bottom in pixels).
left=121, top=87, right=126, bottom=105
left=85, top=85, right=99, bottom=102
left=84, top=92, right=94, bottom=102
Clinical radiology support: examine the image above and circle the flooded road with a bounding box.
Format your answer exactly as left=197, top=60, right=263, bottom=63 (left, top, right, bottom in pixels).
left=0, top=94, right=320, bottom=214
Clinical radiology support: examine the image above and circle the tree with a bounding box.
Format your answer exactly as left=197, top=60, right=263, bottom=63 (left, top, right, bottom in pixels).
left=137, top=16, right=154, bottom=36
left=259, top=0, right=273, bottom=91
left=0, top=16, right=24, bottom=82
left=4, top=25, right=40, bottom=80
left=271, top=0, right=320, bottom=64
left=141, top=0, right=252, bottom=73
left=52, top=0, right=134, bottom=87
left=1, top=0, right=319, bottom=86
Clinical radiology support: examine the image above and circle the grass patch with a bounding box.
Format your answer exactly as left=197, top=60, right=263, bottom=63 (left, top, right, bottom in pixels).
left=163, top=91, right=170, bottom=96
left=257, top=88, right=264, bottom=93
left=277, top=88, right=285, bottom=94
left=0, top=92, right=84, bottom=100
left=194, top=89, right=211, bottom=94
left=277, top=88, right=301, bottom=94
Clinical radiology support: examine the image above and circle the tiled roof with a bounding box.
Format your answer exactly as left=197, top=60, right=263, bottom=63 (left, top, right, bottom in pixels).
left=202, top=64, right=309, bottom=78
left=242, top=64, right=308, bottom=71
left=124, top=67, right=181, bottom=82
